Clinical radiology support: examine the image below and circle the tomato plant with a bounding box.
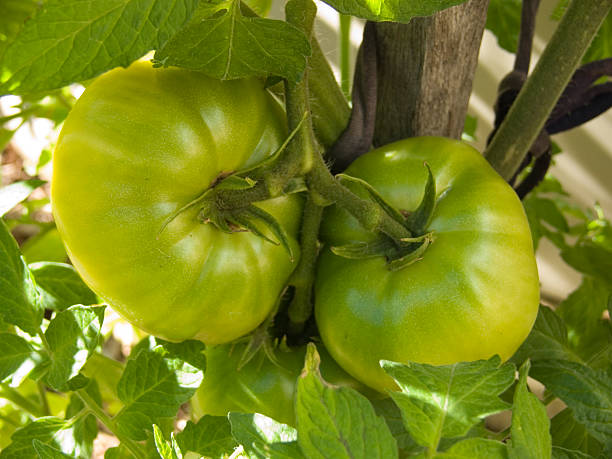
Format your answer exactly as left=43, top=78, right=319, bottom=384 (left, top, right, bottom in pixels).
left=51, top=61, right=302, bottom=344
left=1, top=0, right=611, bottom=457
left=316, top=137, right=540, bottom=391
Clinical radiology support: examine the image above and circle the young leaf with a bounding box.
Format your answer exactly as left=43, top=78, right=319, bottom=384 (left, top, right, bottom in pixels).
left=485, top=0, right=521, bottom=53
left=229, top=412, right=303, bottom=459
left=0, top=333, right=36, bottom=384
left=382, top=357, right=514, bottom=452
left=321, top=0, right=468, bottom=23
left=295, top=344, right=397, bottom=459
left=0, top=417, right=87, bottom=458
left=0, top=0, right=200, bottom=95
left=154, top=0, right=311, bottom=82
left=176, top=416, right=237, bottom=458
left=0, top=219, right=44, bottom=335
left=153, top=424, right=182, bottom=459
left=114, top=341, right=204, bottom=441
left=529, top=360, right=612, bottom=449
left=508, top=361, right=551, bottom=459
left=436, top=437, right=508, bottom=458
left=511, top=305, right=583, bottom=366
left=550, top=446, right=593, bottom=458
left=42, top=305, right=105, bottom=390
left=29, top=262, right=97, bottom=312
left=0, top=180, right=45, bottom=217
left=551, top=409, right=603, bottom=458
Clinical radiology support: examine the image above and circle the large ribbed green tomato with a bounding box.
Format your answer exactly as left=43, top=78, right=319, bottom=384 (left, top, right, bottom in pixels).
left=192, top=343, right=377, bottom=426
left=315, top=137, right=540, bottom=392
left=52, top=62, right=302, bottom=344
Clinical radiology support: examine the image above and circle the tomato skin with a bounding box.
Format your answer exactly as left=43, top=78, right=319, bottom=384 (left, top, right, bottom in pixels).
left=315, top=137, right=540, bottom=392
left=52, top=62, right=301, bottom=344
left=192, top=343, right=377, bottom=426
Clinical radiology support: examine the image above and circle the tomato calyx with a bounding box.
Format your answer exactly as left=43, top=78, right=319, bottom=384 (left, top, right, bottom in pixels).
left=331, top=163, right=438, bottom=271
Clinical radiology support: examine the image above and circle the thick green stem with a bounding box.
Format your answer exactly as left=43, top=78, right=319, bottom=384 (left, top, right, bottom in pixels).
left=77, top=389, right=144, bottom=459
left=339, top=14, right=352, bottom=99
left=288, top=196, right=323, bottom=334
left=37, top=381, right=50, bottom=416
left=309, top=40, right=351, bottom=149
left=306, top=154, right=410, bottom=240
left=484, top=0, right=612, bottom=180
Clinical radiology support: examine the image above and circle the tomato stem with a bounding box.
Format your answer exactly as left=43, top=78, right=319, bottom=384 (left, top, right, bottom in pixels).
left=484, top=0, right=612, bottom=180
left=77, top=389, right=145, bottom=459
left=287, top=196, right=323, bottom=334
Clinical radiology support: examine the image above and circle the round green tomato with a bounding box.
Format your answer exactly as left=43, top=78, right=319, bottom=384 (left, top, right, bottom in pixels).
left=315, top=137, right=540, bottom=392
left=52, top=62, right=301, bottom=344
left=192, top=343, right=376, bottom=426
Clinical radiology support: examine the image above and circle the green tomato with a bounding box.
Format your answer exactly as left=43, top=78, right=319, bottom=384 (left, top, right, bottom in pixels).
left=52, top=62, right=301, bottom=344
left=315, top=137, right=540, bottom=392
left=192, top=342, right=377, bottom=426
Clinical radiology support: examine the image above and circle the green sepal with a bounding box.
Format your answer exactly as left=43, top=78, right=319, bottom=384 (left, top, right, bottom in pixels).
left=244, top=205, right=295, bottom=261
left=337, top=173, right=408, bottom=230
left=331, top=237, right=397, bottom=260
left=214, top=175, right=257, bottom=191
left=387, top=232, right=434, bottom=272
left=405, top=163, right=436, bottom=235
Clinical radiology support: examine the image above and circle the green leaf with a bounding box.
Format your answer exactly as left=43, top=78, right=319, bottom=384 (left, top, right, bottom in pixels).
left=529, top=360, right=612, bottom=449
left=371, top=398, right=423, bottom=456
left=176, top=417, right=237, bottom=458
left=461, top=114, right=478, bottom=142
left=321, top=0, right=468, bottom=22
left=154, top=339, right=207, bottom=372
left=0, top=219, right=44, bottom=335
left=0, top=180, right=45, bottom=217
left=115, top=339, right=204, bottom=441
left=511, top=306, right=583, bottom=366
left=296, top=344, right=397, bottom=459
left=29, top=262, right=97, bottom=311
left=436, top=438, right=508, bottom=458
left=551, top=409, right=603, bottom=458
left=485, top=0, right=521, bottom=53
left=0, top=333, right=36, bottom=384
left=43, top=305, right=105, bottom=390
left=551, top=446, right=594, bottom=458
left=508, top=361, right=551, bottom=459
left=583, top=11, right=612, bottom=63
left=244, top=0, right=273, bottom=16
left=0, top=0, right=41, bottom=52
left=0, top=0, right=200, bottom=95
left=383, top=357, right=514, bottom=451
left=154, top=0, right=311, bottom=82
left=229, top=412, right=303, bottom=459
left=32, top=440, right=73, bottom=458
left=21, top=228, right=67, bottom=264
left=556, top=278, right=612, bottom=366
left=0, top=417, right=88, bottom=458
left=561, top=243, right=612, bottom=285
